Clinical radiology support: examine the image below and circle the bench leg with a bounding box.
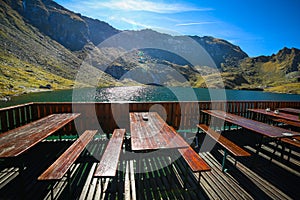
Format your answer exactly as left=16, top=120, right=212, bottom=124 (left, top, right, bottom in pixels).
left=222, top=149, right=228, bottom=172
left=255, top=136, right=264, bottom=156
left=251, top=135, right=264, bottom=167
left=280, top=144, right=286, bottom=160
left=195, top=136, right=199, bottom=148
left=287, top=147, right=292, bottom=161
left=269, top=140, right=280, bottom=164
left=184, top=166, right=188, bottom=190
left=198, top=172, right=201, bottom=184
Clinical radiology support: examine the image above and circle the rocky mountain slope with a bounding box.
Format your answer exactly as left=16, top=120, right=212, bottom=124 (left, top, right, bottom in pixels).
left=0, top=0, right=299, bottom=98
left=0, top=0, right=120, bottom=97
left=237, top=47, right=300, bottom=93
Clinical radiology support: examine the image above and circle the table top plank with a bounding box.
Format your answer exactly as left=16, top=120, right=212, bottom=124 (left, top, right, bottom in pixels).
left=0, top=113, right=80, bottom=158
left=130, top=113, right=151, bottom=150
left=152, top=114, right=190, bottom=149
left=202, top=110, right=299, bottom=138
left=248, top=109, right=299, bottom=122
left=130, top=112, right=188, bottom=151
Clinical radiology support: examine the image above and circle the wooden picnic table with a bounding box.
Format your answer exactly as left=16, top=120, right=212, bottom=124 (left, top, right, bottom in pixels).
left=130, top=112, right=210, bottom=189
left=201, top=110, right=300, bottom=139
left=201, top=110, right=300, bottom=163
left=277, top=108, right=300, bottom=115
left=248, top=108, right=299, bottom=122
left=130, top=112, right=189, bottom=151
left=0, top=113, right=80, bottom=158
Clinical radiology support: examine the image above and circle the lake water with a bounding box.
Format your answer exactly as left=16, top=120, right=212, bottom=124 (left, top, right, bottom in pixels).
left=1, top=86, right=300, bottom=108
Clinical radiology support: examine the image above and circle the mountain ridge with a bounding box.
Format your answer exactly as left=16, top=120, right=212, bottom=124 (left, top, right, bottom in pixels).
left=0, top=0, right=299, bottom=98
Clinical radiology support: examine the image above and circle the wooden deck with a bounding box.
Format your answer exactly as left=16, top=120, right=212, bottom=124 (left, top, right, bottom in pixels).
left=0, top=102, right=300, bottom=199
left=0, top=134, right=299, bottom=200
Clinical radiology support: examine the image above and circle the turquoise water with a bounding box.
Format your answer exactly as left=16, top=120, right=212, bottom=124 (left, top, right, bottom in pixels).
left=1, top=86, right=300, bottom=108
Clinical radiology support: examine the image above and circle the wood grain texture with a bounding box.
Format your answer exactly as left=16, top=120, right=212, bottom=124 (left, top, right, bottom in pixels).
left=277, top=108, right=300, bottom=115
left=94, top=129, right=126, bottom=177
left=198, top=124, right=251, bottom=157
left=130, top=112, right=188, bottom=151
left=202, top=110, right=300, bottom=138
left=280, top=137, right=300, bottom=148
left=178, top=146, right=211, bottom=172
left=273, top=118, right=300, bottom=128
left=249, top=108, right=300, bottom=122
left=0, top=113, right=80, bottom=158
left=38, top=130, right=97, bottom=180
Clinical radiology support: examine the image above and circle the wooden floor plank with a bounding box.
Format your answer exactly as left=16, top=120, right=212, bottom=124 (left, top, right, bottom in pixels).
left=0, top=139, right=299, bottom=200
left=79, top=163, right=97, bottom=200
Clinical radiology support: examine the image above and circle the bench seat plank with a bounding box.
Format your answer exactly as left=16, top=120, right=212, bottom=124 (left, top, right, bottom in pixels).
left=281, top=136, right=300, bottom=148
left=197, top=124, right=250, bottom=157
left=178, top=146, right=211, bottom=172
left=38, top=130, right=97, bottom=180
left=94, top=129, right=126, bottom=177
left=273, top=118, right=300, bottom=128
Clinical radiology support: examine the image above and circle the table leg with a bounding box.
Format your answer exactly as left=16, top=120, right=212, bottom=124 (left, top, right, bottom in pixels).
left=252, top=135, right=264, bottom=167
left=222, top=149, right=228, bottom=172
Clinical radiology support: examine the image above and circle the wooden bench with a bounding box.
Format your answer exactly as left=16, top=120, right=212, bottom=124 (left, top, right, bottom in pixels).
left=271, top=118, right=300, bottom=160
left=178, top=146, right=211, bottom=187
left=281, top=136, right=300, bottom=148
left=94, top=129, right=126, bottom=191
left=270, top=136, right=300, bottom=162
left=197, top=124, right=251, bottom=172
left=38, top=130, right=97, bottom=198
left=273, top=118, right=300, bottom=128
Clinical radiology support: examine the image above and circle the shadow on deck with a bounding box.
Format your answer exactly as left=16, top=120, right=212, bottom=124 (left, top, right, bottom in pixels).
left=0, top=136, right=299, bottom=200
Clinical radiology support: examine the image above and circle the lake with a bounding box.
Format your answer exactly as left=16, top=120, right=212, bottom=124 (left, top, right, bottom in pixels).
left=1, top=86, right=300, bottom=108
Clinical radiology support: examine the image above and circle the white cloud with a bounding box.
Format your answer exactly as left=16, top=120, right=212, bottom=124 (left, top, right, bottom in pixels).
left=85, top=0, right=212, bottom=14
left=119, top=17, right=151, bottom=29
left=176, top=22, right=216, bottom=26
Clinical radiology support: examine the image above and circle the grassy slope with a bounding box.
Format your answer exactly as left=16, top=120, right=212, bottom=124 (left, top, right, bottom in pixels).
left=0, top=1, right=120, bottom=98
left=0, top=53, right=76, bottom=97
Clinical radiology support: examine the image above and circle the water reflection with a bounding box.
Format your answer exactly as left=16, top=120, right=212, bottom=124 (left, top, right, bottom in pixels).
left=1, top=86, right=300, bottom=108
left=94, top=86, right=147, bottom=102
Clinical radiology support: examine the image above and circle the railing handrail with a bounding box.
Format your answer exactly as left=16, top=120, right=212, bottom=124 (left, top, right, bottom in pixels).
left=1, top=101, right=299, bottom=134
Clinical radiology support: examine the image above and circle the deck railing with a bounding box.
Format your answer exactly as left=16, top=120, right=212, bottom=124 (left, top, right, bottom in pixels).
left=0, top=101, right=299, bottom=134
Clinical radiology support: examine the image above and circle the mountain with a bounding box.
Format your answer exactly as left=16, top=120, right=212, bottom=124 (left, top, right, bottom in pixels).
left=0, top=0, right=299, bottom=98
left=0, top=0, right=120, bottom=98
left=236, top=47, right=300, bottom=93
left=8, top=0, right=247, bottom=68
left=7, top=0, right=120, bottom=50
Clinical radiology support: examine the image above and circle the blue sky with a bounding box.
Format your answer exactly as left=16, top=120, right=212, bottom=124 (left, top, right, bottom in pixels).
left=55, top=0, right=300, bottom=57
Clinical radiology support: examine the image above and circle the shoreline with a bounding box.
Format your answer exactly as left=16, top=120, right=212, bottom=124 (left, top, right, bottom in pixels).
left=1, top=85, right=300, bottom=103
